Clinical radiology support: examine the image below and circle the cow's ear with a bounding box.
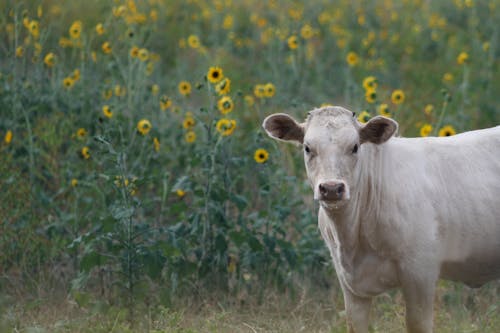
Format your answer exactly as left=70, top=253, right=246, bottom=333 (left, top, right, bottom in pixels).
left=359, top=116, right=398, bottom=144
left=262, top=113, right=304, bottom=144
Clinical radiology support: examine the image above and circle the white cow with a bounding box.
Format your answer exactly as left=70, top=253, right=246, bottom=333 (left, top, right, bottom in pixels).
left=263, top=106, right=500, bottom=333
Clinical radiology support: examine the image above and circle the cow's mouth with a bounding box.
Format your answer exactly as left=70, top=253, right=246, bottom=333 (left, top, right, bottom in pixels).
left=320, top=198, right=348, bottom=210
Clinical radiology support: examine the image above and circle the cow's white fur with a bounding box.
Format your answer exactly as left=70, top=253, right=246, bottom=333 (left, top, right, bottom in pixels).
left=263, top=106, right=500, bottom=333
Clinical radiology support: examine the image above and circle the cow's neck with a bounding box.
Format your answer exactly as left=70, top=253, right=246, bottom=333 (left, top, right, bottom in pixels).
left=322, top=142, right=386, bottom=254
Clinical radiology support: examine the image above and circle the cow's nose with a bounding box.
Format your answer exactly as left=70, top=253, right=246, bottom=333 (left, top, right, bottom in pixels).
left=318, top=182, right=345, bottom=201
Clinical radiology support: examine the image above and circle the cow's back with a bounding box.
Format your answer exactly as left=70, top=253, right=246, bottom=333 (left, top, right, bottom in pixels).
left=379, top=126, right=500, bottom=285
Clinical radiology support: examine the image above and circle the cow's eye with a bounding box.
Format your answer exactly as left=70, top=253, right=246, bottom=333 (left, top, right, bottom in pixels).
left=352, top=144, right=358, bottom=154
left=304, top=145, right=311, bottom=154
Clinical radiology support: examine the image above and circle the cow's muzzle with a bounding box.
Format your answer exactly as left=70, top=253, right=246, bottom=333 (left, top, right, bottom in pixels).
left=318, top=181, right=346, bottom=202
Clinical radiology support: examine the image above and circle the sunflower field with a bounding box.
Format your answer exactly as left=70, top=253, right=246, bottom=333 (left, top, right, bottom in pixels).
left=1, top=0, right=499, bottom=331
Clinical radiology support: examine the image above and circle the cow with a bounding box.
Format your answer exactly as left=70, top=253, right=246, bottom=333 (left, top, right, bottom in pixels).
left=262, top=106, right=500, bottom=333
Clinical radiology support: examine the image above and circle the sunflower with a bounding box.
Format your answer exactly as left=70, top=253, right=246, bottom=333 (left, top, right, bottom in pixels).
left=457, top=52, right=468, bottom=65
left=16, top=46, right=24, bottom=58
left=254, top=148, right=269, bottom=163
left=72, top=69, right=80, bottom=81
left=95, top=23, right=105, bottom=35
left=29, top=20, right=39, bottom=38
left=153, top=137, right=160, bottom=152
left=4, top=130, right=13, bottom=144
left=178, top=81, right=192, bottom=96
left=346, top=51, right=359, bottom=66
left=264, top=83, right=276, bottom=98
left=357, top=110, right=371, bottom=124
left=207, top=66, right=224, bottom=84
left=362, top=76, right=377, bottom=90
left=176, top=189, right=186, bottom=197
left=378, top=103, right=391, bottom=117
left=81, top=146, right=90, bottom=159
left=102, top=105, right=113, bottom=118
left=44, top=52, right=56, bottom=67
left=102, top=41, right=112, bottom=54
left=76, top=128, right=87, bottom=138
left=63, top=77, right=75, bottom=89
left=183, top=116, right=195, bottom=129
left=438, top=125, right=456, bottom=137
left=137, top=119, right=152, bottom=135
left=187, top=35, right=200, bottom=49
left=138, top=48, right=149, bottom=61
left=130, top=46, right=139, bottom=58
left=215, top=78, right=231, bottom=95
left=391, top=89, right=405, bottom=104
left=71, top=178, right=78, bottom=187
left=365, top=89, right=377, bottom=104
left=69, top=20, right=82, bottom=39
left=420, top=124, right=433, bottom=137
left=216, top=118, right=237, bottom=136
left=424, top=104, right=434, bottom=115
left=254, top=84, right=266, bottom=98
left=217, top=96, right=234, bottom=114
left=160, top=95, right=172, bottom=111
left=287, top=35, right=299, bottom=50
left=300, top=24, right=314, bottom=39
left=185, top=131, right=196, bottom=143
left=443, top=73, right=453, bottom=82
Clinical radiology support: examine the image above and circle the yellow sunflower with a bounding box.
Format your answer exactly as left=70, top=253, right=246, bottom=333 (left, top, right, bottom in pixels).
left=187, top=35, right=200, bottom=49
left=102, top=41, right=112, bottom=54
left=217, top=96, right=234, bottom=114
left=346, top=51, right=359, bottom=66
left=137, top=119, right=152, bottom=135
left=378, top=103, right=391, bottom=117
left=69, top=20, right=82, bottom=39
left=362, top=76, right=377, bottom=90
left=63, top=77, right=75, bottom=89
left=365, top=89, right=377, bottom=104
left=81, top=146, right=90, bottom=159
left=264, top=83, right=276, bottom=98
left=457, top=52, right=468, bottom=65
left=4, top=130, right=13, bottom=144
left=207, top=66, right=224, bottom=83
left=183, top=116, right=195, bottom=129
left=44, top=52, right=56, bottom=67
left=420, top=124, right=433, bottom=137
left=357, top=110, right=371, bottom=124
left=185, top=131, right=196, bottom=143
left=216, top=118, right=237, bottom=136
left=287, top=35, right=299, bottom=50
left=254, top=84, right=266, bottom=98
left=95, top=23, right=105, bottom=35
left=102, top=105, right=113, bottom=118
left=160, top=95, right=172, bottom=111
left=76, top=128, right=87, bottom=138
left=215, top=78, right=231, bottom=95
left=438, top=125, right=456, bottom=137
left=391, top=89, right=405, bottom=104
left=178, top=81, right=192, bottom=96
left=130, top=46, right=139, bottom=58
left=254, top=148, right=269, bottom=163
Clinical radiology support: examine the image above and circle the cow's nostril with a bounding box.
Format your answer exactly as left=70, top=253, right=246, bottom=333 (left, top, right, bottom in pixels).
left=335, top=183, right=345, bottom=196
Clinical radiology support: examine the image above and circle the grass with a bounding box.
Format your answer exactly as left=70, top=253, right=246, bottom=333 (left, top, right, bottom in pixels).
left=2, top=277, right=499, bottom=332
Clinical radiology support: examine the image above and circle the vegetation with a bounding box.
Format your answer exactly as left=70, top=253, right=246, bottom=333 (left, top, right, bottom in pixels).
left=1, top=0, right=499, bottom=331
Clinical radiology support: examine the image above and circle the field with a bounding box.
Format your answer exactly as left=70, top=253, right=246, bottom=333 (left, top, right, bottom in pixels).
left=1, top=0, right=499, bottom=332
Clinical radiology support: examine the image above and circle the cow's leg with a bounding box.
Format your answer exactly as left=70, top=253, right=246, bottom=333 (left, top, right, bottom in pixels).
left=399, top=267, right=438, bottom=333
left=342, top=286, right=372, bottom=333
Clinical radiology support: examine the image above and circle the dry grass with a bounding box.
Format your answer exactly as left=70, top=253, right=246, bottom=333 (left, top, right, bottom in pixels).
left=1, top=278, right=498, bottom=333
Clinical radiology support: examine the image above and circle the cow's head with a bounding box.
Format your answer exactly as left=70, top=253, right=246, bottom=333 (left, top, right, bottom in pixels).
left=263, top=106, right=398, bottom=209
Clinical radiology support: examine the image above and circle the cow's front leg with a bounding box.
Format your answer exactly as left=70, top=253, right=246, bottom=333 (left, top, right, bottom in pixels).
left=342, top=286, right=372, bottom=333
left=399, top=265, right=438, bottom=333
